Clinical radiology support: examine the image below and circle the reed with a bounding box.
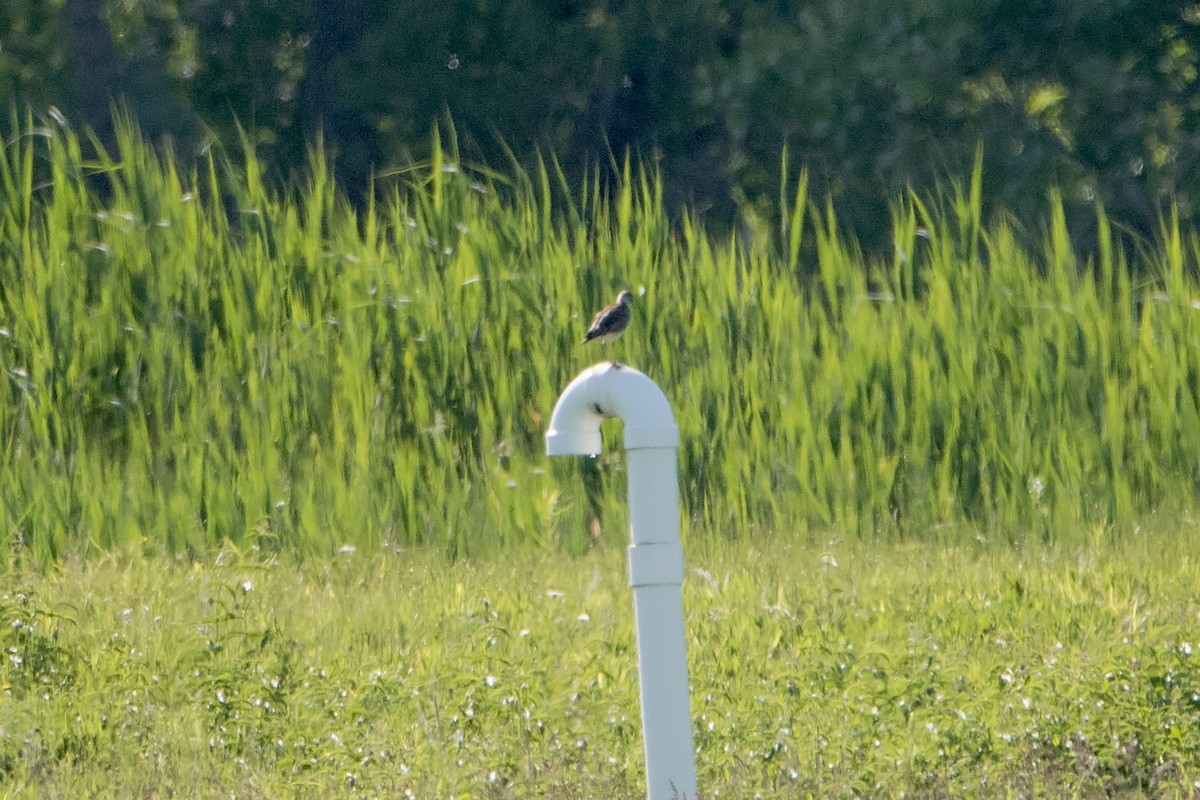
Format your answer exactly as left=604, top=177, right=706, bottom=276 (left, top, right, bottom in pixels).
left=3, top=114, right=1200, bottom=563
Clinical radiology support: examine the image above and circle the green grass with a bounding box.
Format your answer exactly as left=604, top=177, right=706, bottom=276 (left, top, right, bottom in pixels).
left=4, top=116, right=1200, bottom=562
left=4, top=113, right=1200, bottom=796
left=2, top=534, right=1199, bottom=798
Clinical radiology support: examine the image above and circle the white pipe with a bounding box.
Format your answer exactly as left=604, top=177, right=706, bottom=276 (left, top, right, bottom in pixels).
left=546, top=363, right=698, bottom=800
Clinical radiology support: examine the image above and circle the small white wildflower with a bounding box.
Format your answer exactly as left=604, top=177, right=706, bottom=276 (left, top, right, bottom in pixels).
left=1028, top=476, right=1045, bottom=499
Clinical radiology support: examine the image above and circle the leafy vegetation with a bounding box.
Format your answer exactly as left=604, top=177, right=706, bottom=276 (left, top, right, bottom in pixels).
left=3, top=112, right=1200, bottom=797
left=2, top=534, right=1199, bottom=797
left=5, top=117, right=1200, bottom=564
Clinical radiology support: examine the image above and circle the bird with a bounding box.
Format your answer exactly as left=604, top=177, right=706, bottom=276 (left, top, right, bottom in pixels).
left=582, top=290, right=633, bottom=346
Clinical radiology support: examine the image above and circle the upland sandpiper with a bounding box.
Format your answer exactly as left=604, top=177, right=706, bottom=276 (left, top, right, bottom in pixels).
left=581, top=290, right=633, bottom=346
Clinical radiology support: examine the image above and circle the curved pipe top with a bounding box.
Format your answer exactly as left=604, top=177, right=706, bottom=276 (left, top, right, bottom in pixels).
left=545, top=363, right=679, bottom=456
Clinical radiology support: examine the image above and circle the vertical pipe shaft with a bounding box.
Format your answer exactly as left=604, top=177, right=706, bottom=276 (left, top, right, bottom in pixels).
left=627, top=446, right=697, bottom=800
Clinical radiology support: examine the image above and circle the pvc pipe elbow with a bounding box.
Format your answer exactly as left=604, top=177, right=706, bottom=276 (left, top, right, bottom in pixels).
left=545, top=363, right=679, bottom=456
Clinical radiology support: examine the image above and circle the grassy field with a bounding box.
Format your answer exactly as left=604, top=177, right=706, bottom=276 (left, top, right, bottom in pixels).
left=2, top=533, right=1199, bottom=798
left=5, top=117, right=1200, bottom=561
left=4, top=116, right=1200, bottom=797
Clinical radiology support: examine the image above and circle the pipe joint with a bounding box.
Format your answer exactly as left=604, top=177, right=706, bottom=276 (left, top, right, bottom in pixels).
left=628, top=542, right=685, bottom=587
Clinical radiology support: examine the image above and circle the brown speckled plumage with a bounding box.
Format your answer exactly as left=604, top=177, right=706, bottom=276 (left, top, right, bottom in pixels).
left=582, top=290, right=633, bottom=345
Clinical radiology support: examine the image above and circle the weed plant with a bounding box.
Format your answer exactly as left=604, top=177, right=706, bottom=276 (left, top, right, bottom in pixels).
left=4, top=115, right=1200, bottom=798
left=3, top=115, right=1200, bottom=563
left=1, top=535, right=1198, bottom=797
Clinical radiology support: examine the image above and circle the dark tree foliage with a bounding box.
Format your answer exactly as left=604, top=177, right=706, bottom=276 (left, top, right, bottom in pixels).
left=3, top=0, right=1199, bottom=249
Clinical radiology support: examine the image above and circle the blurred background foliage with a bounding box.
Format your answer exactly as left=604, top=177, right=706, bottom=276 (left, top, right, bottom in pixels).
left=2, top=0, right=1199, bottom=249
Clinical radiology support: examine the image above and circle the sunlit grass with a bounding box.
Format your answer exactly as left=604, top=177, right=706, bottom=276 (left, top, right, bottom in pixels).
left=2, top=533, right=1199, bottom=797
left=4, top=114, right=1200, bottom=796
left=4, top=116, right=1200, bottom=564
